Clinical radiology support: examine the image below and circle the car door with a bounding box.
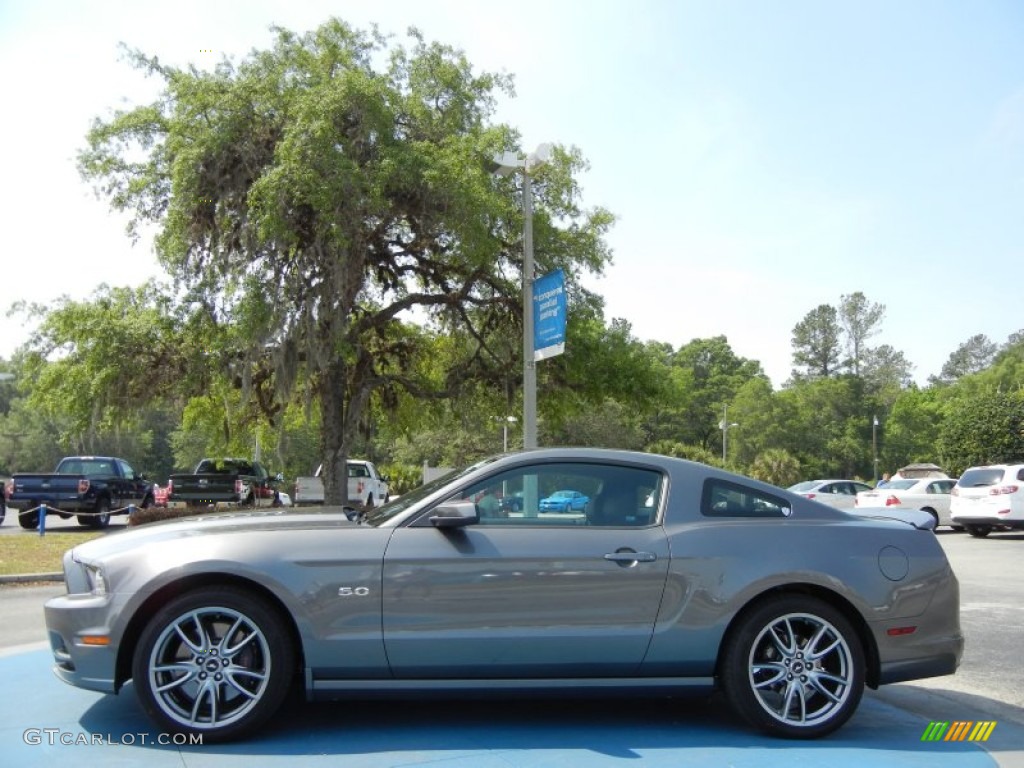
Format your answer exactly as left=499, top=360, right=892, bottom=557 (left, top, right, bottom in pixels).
left=925, top=480, right=955, bottom=524
left=114, top=459, right=146, bottom=507
left=382, top=460, right=670, bottom=678
left=824, top=482, right=857, bottom=510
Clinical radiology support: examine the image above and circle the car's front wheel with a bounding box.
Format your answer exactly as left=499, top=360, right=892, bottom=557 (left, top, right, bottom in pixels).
left=720, top=595, right=865, bottom=738
left=132, top=586, right=295, bottom=742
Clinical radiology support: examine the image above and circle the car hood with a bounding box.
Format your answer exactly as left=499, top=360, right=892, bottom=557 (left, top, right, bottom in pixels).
left=72, top=508, right=358, bottom=561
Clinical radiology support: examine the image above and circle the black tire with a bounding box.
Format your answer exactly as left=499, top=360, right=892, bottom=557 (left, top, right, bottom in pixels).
left=241, top=492, right=256, bottom=509
left=79, top=497, right=111, bottom=529
left=966, top=525, right=992, bottom=538
left=20, top=505, right=40, bottom=529
left=720, top=595, right=865, bottom=738
left=140, top=494, right=154, bottom=510
left=131, top=586, right=295, bottom=742
left=365, top=494, right=375, bottom=509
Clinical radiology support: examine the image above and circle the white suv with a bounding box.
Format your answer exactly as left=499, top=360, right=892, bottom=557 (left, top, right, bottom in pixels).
left=950, top=463, right=1024, bottom=537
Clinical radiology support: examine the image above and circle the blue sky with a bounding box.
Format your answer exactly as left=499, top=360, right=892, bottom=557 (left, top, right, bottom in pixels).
left=1, top=0, right=1021, bottom=387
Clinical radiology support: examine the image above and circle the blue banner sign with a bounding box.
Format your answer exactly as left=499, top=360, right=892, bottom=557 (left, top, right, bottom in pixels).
left=533, top=269, right=566, bottom=361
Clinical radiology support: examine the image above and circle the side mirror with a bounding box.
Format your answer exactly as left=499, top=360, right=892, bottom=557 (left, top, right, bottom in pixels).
left=429, top=501, right=478, bottom=528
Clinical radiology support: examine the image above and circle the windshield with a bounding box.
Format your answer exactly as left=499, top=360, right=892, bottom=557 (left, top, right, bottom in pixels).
left=788, top=481, right=819, bottom=492
left=958, top=468, right=1005, bottom=488
left=362, top=457, right=498, bottom=526
left=885, top=480, right=917, bottom=490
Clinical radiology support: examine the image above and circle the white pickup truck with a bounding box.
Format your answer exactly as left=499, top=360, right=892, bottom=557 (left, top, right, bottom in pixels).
left=293, top=460, right=389, bottom=507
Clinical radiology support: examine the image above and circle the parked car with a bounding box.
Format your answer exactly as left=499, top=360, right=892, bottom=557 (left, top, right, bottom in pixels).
left=787, top=479, right=873, bottom=510
left=168, top=458, right=280, bottom=508
left=538, top=489, right=590, bottom=512
left=45, top=449, right=962, bottom=742
left=854, top=478, right=959, bottom=529
left=293, top=459, right=389, bottom=506
left=950, top=463, right=1024, bottom=537
left=5, top=456, right=154, bottom=529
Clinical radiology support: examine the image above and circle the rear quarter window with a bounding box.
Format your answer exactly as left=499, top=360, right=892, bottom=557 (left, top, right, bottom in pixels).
left=702, top=479, right=791, bottom=518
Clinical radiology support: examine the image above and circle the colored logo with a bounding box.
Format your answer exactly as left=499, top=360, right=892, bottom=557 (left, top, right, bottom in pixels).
left=921, top=721, right=996, bottom=742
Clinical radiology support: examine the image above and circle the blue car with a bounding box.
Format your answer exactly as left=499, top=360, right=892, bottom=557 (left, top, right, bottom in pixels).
left=539, top=489, right=590, bottom=512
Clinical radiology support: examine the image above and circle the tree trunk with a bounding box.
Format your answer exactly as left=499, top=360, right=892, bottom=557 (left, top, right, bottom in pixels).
left=319, top=359, right=349, bottom=506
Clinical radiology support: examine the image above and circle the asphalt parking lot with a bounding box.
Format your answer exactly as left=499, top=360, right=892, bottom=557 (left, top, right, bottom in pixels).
left=1, top=529, right=1022, bottom=767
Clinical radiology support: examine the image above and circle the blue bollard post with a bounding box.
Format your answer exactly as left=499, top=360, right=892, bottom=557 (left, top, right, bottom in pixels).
left=38, top=503, right=47, bottom=536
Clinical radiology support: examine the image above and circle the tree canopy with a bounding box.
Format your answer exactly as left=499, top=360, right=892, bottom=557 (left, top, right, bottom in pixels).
left=78, top=19, right=613, bottom=502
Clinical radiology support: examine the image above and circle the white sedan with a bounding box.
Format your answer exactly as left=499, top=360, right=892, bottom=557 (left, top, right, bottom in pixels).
left=787, top=479, right=873, bottom=510
left=854, top=478, right=959, bottom=529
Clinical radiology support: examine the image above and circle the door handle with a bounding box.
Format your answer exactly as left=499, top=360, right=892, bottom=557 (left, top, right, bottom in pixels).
left=604, top=551, right=657, bottom=563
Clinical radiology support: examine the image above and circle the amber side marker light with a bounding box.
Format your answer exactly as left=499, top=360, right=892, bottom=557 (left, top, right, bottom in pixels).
left=80, top=636, right=111, bottom=646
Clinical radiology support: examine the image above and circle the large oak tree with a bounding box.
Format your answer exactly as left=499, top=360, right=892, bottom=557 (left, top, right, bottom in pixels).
left=79, top=19, right=613, bottom=503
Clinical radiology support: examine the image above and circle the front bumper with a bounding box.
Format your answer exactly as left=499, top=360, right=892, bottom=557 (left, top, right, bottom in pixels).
left=44, top=592, right=120, bottom=694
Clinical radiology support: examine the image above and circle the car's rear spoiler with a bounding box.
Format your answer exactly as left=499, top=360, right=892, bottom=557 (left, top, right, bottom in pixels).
left=850, top=508, right=937, bottom=531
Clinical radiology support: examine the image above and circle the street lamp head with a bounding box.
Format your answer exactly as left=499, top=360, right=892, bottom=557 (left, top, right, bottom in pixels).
left=490, top=150, right=523, bottom=176
left=527, top=143, right=553, bottom=168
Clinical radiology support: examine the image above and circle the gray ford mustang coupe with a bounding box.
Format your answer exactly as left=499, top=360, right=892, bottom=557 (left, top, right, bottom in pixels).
left=44, top=448, right=962, bottom=741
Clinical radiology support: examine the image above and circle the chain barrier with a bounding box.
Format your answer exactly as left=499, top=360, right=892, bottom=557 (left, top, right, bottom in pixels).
left=14, top=502, right=139, bottom=536
left=12, top=495, right=279, bottom=535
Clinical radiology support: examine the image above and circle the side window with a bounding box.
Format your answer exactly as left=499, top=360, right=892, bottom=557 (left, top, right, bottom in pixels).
left=702, top=479, right=791, bottom=518
left=1017, top=468, right=1024, bottom=482
left=444, top=462, right=663, bottom=527
left=117, top=460, right=136, bottom=480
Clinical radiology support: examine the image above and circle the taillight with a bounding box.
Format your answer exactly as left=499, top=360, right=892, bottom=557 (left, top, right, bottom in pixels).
left=804, top=493, right=816, bottom=499
left=235, top=479, right=243, bottom=495
left=990, top=485, right=1019, bottom=496
left=885, top=495, right=901, bottom=507
left=167, top=479, right=174, bottom=496
left=78, top=478, right=91, bottom=494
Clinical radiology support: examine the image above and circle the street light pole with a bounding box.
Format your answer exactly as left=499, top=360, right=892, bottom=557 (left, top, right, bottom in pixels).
left=720, top=405, right=738, bottom=466
left=491, top=144, right=552, bottom=451
left=522, top=168, right=537, bottom=450
left=872, top=415, right=879, bottom=483
left=497, top=415, right=518, bottom=452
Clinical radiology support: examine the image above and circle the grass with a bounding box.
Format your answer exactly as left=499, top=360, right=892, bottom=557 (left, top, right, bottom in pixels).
left=0, top=529, right=104, bottom=575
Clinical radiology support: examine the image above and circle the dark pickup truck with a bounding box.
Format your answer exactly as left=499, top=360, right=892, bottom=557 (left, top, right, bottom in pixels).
left=168, top=458, right=282, bottom=509
left=5, top=456, right=154, bottom=529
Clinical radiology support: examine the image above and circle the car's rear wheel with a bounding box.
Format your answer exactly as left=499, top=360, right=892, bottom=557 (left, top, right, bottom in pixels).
left=966, top=525, right=992, bottom=538
left=132, top=586, right=295, bottom=742
left=19, top=504, right=39, bottom=529
left=78, top=498, right=110, bottom=529
left=721, top=595, right=865, bottom=738
left=921, top=508, right=939, bottom=528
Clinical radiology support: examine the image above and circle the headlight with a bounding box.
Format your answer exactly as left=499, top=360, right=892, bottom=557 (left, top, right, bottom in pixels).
left=84, top=563, right=108, bottom=596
